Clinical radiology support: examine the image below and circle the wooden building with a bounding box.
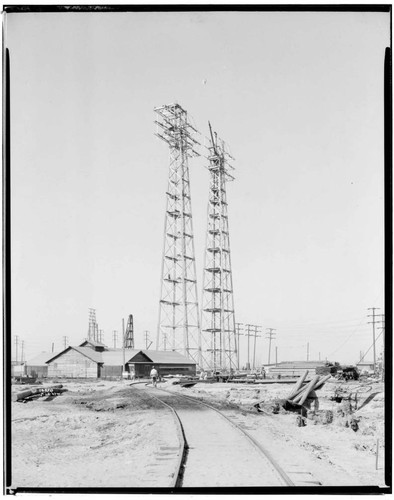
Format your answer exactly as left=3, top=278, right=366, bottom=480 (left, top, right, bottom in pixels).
left=26, top=352, right=59, bottom=378
left=46, top=347, right=102, bottom=378
left=44, top=340, right=196, bottom=379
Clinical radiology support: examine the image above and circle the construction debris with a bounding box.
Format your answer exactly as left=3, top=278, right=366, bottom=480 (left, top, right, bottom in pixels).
left=254, top=371, right=331, bottom=417
left=15, top=384, right=67, bottom=403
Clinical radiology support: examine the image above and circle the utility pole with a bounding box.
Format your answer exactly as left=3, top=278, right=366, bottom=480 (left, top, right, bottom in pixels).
left=14, top=335, right=19, bottom=362
left=51, top=342, right=54, bottom=353
left=367, top=308, right=384, bottom=373
left=275, top=346, right=278, bottom=366
left=113, top=330, right=118, bottom=349
left=244, top=325, right=254, bottom=371
left=63, top=336, right=68, bottom=350
left=235, top=323, right=243, bottom=370
left=251, top=325, right=262, bottom=370
left=21, top=340, right=24, bottom=363
left=266, top=328, right=276, bottom=365
left=144, top=331, right=152, bottom=350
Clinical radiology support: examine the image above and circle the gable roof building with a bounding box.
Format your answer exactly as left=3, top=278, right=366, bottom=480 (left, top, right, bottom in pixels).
left=43, top=342, right=196, bottom=380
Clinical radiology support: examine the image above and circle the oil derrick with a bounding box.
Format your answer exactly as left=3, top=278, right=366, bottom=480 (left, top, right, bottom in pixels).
left=124, top=314, right=134, bottom=349
left=155, top=103, right=203, bottom=366
left=87, top=308, right=97, bottom=341
left=201, top=123, right=237, bottom=372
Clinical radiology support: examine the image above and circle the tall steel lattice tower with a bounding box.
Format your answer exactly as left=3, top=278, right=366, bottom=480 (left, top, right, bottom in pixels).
left=87, top=308, right=97, bottom=341
left=124, top=314, right=134, bottom=349
left=155, top=103, right=203, bottom=366
left=201, top=123, right=237, bottom=372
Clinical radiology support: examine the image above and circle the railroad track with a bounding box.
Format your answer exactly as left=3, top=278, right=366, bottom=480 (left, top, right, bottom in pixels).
left=134, top=384, right=296, bottom=488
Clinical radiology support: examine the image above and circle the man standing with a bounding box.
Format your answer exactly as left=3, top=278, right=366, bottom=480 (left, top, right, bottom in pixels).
left=150, top=366, right=158, bottom=388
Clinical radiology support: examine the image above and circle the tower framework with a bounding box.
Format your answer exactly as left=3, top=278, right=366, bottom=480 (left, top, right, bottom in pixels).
left=124, top=314, right=134, bottom=349
left=155, top=103, right=203, bottom=366
left=87, top=308, right=97, bottom=342
left=201, top=123, right=237, bottom=371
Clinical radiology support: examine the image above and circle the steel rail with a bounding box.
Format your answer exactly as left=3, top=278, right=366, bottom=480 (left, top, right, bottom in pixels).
left=152, top=387, right=295, bottom=487
left=142, top=388, right=188, bottom=488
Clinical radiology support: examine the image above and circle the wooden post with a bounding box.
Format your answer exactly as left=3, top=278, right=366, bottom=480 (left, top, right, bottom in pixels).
left=296, top=375, right=320, bottom=406
left=288, top=370, right=309, bottom=399
left=291, top=374, right=331, bottom=404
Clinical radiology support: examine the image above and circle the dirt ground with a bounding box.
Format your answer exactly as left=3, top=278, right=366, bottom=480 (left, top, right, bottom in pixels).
left=168, top=378, right=386, bottom=487
left=9, top=377, right=387, bottom=489
left=10, top=381, right=179, bottom=488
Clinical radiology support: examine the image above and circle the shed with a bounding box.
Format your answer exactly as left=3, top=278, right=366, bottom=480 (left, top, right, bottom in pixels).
left=356, top=360, right=375, bottom=373
left=139, top=350, right=196, bottom=377
left=100, top=349, right=141, bottom=379
left=26, top=352, right=59, bottom=378
left=46, top=346, right=102, bottom=378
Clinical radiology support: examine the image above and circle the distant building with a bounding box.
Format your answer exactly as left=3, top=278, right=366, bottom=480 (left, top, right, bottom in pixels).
left=26, top=352, right=59, bottom=378
left=267, top=360, right=332, bottom=378
left=356, top=360, right=375, bottom=373
left=44, top=340, right=196, bottom=379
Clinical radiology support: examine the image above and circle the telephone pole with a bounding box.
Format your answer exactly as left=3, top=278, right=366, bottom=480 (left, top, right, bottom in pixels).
left=266, top=328, right=276, bottom=365
left=251, top=325, right=262, bottom=370
left=367, top=307, right=384, bottom=373
left=244, top=325, right=254, bottom=370
left=21, top=340, right=25, bottom=363
left=235, top=323, right=243, bottom=370
left=144, top=331, right=152, bottom=350
left=63, top=336, right=69, bottom=350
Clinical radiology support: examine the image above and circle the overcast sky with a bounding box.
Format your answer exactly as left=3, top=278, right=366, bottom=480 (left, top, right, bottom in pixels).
left=6, top=10, right=388, bottom=365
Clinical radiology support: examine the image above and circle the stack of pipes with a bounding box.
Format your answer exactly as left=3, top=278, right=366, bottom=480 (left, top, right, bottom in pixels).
left=287, top=370, right=331, bottom=405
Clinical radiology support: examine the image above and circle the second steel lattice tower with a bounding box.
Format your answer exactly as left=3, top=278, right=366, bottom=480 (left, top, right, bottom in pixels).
left=155, top=103, right=203, bottom=367
left=201, top=123, right=237, bottom=371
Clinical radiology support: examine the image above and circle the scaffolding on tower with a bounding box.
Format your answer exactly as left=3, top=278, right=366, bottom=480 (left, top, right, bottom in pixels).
left=154, top=103, right=204, bottom=367
left=200, top=122, right=237, bottom=372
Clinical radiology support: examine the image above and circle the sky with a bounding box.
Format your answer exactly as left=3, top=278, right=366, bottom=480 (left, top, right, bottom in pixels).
left=6, top=10, right=388, bottom=365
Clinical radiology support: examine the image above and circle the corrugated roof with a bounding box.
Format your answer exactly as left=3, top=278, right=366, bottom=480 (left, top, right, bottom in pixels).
left=141, top=350, right=196, bottom=365
left=26, top=352, right=60, bottom=366
left=101, top=349, right=141, bottom=365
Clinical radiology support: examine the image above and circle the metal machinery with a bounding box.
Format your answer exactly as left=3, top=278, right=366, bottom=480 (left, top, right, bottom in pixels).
left=155, top=103, right=204, bottom=367
left=201, top=123, right=237, bottom=372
